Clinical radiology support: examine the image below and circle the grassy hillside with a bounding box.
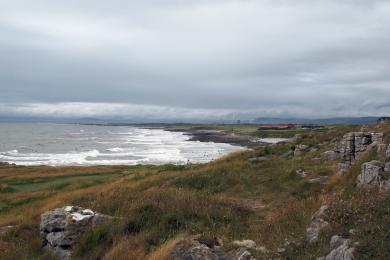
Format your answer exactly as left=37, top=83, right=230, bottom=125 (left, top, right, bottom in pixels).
left=0, top=123, right=389, bottom=259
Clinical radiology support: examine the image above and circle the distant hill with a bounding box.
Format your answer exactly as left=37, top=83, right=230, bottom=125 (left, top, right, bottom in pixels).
left=253, top=117, right=380, bottom=125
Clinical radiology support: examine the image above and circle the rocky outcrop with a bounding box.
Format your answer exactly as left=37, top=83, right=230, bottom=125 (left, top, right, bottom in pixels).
left=40, top=206, right=112, bottom=259
left=306, top=205, right=329, bottom=244
left=357, top=161, right=390, bottom=189
left=294, top=144, right=309, bottom=157
left=318, top=235, right=355, bottom=260
left=171, top=235, right=257, bottom=260
left=333, top=132, right=383, bottom=174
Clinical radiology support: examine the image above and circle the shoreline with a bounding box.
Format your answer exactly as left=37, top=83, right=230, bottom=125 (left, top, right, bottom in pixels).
left=157, top=126, right=269, bottom=148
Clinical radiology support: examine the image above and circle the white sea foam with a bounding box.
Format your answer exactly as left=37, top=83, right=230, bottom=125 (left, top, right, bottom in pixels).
left=0, top=124, right=243, bottom=166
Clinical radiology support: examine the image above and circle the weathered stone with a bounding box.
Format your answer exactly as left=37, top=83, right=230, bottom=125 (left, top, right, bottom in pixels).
left=318, top=235, right=355, bottom=260
left=357, top=161, right=385, bottom=188
left=335, top=132, right=383, bottom=174
left=307, top=176, right=329, bottom=185
left=323, top=151, right=340, bottom=160
left=337, top=163, right=351, bottom=175
left=171, top=235, right=257, bottom=260
left=294, top=144, right=310, bottom=156
left=232, top=240, right=257, bottom=249
left=377, top=143, right=387, bottom=157
left=40, top=206, right=111, bottom=259
left=228, top=247, right=256, bottom=260
left=385, top=162, right=390, bottom=173
left=296, top=169, right=307, bottom=178
left=324, top=240, right=355, bottom=260
left=330, top=235, right=350, bottom=249
left=0, top=225, right=14, bottom=236
left=306, top=205, right=329, bottom=244
left=386, top=144, right=390, bottom=158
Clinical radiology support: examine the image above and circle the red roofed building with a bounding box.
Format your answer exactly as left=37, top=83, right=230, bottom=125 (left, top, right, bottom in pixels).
left=258, top=124, right=295, bottom=130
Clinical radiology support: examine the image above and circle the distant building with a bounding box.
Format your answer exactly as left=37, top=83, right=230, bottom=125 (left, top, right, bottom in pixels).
left=258, top=124, right=295, bottom=130
left=378, top=117, right=390, bottom=124
left=300, top=124, right=325, bottom=130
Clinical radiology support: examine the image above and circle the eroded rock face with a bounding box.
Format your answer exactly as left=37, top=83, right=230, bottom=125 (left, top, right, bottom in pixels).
left=40, top=206, right=111, bottom=259
left=306, top=205, right=329, bottom=244
left=335, top=132, right=383, bottom=174
left=357, top=160, right=389, bottom=188
left=171, top=235, right=257, bottom=260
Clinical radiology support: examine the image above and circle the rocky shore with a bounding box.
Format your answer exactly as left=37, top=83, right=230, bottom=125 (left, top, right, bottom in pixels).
left=163, top=127, right=276, bottom=148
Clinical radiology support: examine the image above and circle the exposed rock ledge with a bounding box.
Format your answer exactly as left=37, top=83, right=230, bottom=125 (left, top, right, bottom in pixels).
left=40, top=206, right=112, bottom=259
left=323, top=132, right=383, bottom=175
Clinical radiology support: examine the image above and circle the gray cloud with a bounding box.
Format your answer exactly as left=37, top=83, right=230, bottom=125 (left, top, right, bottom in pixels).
left=0, top=0, right=389, bottom=119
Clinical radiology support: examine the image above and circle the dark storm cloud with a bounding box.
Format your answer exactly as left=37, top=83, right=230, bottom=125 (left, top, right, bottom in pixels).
left=0, top=0, right=389, bottom=119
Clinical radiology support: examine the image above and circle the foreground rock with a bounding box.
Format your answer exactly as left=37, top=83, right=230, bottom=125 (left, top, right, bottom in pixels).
left=171, top=235, right=257, bottom=260
left=40, top=206, right=112, bottom=259
left=357, top=160, right=390, bottom=189
left=306, top=205, right=329, bottom=244
left=319, top=235, right=355, bottom=260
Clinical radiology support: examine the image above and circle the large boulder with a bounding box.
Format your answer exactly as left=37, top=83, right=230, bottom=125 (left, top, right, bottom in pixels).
left=40, top=206, right=111, bottom=259
left=357, top=161, right=385, bottom=188
left=306, top=205, right=329, bottom=244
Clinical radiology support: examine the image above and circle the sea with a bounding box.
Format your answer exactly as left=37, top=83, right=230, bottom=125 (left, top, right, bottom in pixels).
left=0, top=123, right=244, bottom=166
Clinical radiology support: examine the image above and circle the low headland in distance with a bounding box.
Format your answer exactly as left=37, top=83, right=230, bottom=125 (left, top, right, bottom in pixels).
left=1, top=118, right=390, bottom=259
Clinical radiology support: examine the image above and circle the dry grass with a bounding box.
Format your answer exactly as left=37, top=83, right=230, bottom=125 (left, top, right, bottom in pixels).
left=1, top=123, right=390, bottom=259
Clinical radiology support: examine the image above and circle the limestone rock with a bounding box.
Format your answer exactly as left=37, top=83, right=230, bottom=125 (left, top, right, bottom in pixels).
left=228, top=247, right=257, bottom=260
left=232, top=240, right=256, bottom=249
left=385, top=162, right=390, bottom=173
left=330, top=235, right=350, bottom=249
left=357, top=161, right=385, bottom=188
left=386, top=144, right=390, bottom=158
left=40, top=206, right=111, bottom=259
left=377, top=143, right=387, bottom=157
left=294, top=145, right=309, bottom=156
left=323, top=151, right=340, bottom=160
left=335, top=132, right=383, bottom=174
left=171, top=235, right=257, bottom=260
left=323, top=239, right=355, bottom=260
left=296, top=169, right=307, bottom=178
left=307, top=176, right=329, bottom=185
left=306, top=205, right=329, bottom=244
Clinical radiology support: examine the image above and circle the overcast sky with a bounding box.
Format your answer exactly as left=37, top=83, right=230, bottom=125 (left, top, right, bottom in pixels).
left=1, top=0, right=390, bottom=120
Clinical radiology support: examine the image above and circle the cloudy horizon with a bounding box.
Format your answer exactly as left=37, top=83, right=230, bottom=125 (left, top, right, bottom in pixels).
left=1, top=0, right=390, bottom=121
